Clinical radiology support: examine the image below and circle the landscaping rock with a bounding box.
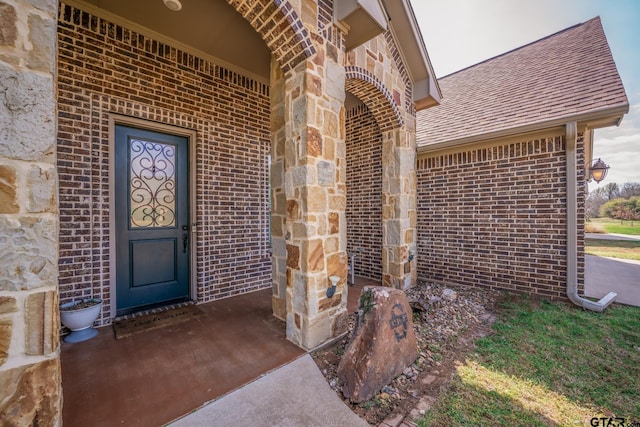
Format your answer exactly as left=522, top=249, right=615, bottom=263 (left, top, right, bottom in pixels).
left=313, top=281, right=501, bottom=425
left=441, top=288, right=457, bottom=302
left=337, top=286, right=418, bottom=403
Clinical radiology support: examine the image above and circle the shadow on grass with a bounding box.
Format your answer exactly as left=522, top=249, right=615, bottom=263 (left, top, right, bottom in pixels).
left=419, top=294, right=640, bottom=426
left=418, top=376, right=562, bottom=426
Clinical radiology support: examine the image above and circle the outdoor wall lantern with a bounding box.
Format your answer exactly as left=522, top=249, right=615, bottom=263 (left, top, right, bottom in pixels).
left=590, top=158, right=610, bottom=183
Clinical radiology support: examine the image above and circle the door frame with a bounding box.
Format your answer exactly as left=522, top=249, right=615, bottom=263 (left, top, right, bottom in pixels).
left=108, top=114, right=198, bottom=319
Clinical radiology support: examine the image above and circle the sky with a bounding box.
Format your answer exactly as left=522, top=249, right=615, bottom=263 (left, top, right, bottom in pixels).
left=410, top=0, right=640, bottom=189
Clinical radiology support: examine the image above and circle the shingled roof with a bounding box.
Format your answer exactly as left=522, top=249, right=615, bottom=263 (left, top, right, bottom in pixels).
left=416, top=17, right=628, bottom=150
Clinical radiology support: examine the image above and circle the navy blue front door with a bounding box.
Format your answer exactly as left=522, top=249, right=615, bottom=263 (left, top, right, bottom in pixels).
left=115, top=125, right=190, bottom=314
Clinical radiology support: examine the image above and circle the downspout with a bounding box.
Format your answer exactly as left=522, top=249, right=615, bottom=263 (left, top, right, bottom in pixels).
left=565, top=122, right=617, bottom=312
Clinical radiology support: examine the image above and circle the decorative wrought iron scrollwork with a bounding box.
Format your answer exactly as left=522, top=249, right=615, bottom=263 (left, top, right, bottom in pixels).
left=129, top=139, right=176, bottom=228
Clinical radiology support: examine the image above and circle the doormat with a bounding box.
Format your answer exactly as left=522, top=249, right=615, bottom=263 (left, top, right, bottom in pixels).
left=113, top=305, right=203, bottom=340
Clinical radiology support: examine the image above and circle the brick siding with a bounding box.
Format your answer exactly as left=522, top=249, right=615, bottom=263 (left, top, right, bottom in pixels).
left=54, top=3, right=587, bottom=325
left=346, top=105, right=383, bottom=280
left=383, top=31, right=413, bottom=116
left=227, top=0, right=314, bottom=73
left=57, top=4, right=271, bottom=324
left=345, top=67, right=403, bottom=132
left=416, top=133, right=586, bottom=298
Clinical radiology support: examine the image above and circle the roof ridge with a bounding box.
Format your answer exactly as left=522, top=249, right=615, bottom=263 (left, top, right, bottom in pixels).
left=439, top=16, right=602, bottom=79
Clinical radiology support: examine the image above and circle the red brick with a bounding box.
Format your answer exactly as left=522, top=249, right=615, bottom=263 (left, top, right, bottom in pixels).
left=416, top=133, right=586, bottom=299
left=57, top=5, right=272, bottom=325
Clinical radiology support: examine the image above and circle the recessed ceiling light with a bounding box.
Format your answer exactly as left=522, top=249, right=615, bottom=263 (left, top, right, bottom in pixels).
left=163, top=0, right=182, bottom=11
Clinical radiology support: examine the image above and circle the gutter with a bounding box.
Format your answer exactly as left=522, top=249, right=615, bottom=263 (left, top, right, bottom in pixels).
left=565, top=122, right=617, bottom=312
left=418, top=104, right=629, bottom=154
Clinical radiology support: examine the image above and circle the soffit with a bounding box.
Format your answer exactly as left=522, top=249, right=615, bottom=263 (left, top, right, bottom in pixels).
left=383, top=0, right=442, bottom=108
left=82, top=0, right=271, bottom=79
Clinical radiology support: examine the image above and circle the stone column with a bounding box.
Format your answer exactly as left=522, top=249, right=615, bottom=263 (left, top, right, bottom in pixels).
left=282, top=51, right=348, bottom=350
left=381, top=124, right=418, bottom=290
left=270, top=57, right=287, bottom=320
left=0, top=0, right=62, bottom=425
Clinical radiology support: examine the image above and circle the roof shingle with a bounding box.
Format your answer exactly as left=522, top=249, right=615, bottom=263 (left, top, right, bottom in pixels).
left=416, top=17, right=628, bottom=148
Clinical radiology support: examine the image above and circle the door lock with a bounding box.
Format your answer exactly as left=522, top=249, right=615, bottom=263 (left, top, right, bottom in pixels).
left=182, top=225, right=189, bottom=253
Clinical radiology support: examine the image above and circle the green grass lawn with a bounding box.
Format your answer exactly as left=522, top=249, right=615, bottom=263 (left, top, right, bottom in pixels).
left=588, top=218, right=640, bottom=235
left=585, top=239, right=640, bottom=261
left=418, top=295, right=640, bottom=426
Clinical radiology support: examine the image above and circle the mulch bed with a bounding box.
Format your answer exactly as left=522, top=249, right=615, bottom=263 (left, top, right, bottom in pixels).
left=312, top=281, right=503, bottom=425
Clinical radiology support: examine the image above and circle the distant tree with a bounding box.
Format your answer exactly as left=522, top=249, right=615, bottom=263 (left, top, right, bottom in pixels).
left=620, top=182, right=640, bottom=199
left=629, top=197, right=640, bottom=226
left=603, top=182, right=620, bottom=200
left=600, top=196, right=640, bottom=226
left=586, top=187, right=608, bottom=219
left=600, top=198, right=622, bottom=220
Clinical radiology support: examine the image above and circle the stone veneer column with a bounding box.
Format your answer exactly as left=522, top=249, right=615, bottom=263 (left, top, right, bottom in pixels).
left=270, top=57, right=287, bottom=320
left=280, top=50, right=348, bottom=350
left=381, top=123, right=418, bottom=290
left=0, top=0, right=62, bottom=425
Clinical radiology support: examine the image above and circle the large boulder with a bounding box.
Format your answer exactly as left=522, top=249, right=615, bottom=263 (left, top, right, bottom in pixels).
left=337, top=286, right=418, bottom=402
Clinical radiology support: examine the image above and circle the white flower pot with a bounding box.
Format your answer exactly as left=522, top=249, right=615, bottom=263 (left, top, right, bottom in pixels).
left=60, top=298, right=103, bottom=343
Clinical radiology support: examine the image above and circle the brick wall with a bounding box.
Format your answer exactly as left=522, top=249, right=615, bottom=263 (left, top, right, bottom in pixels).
left=416, top=133, right=586, bottom=298
left=57, top=4, right=271, bottom=324
left=346, top=105, right=382, bottom=280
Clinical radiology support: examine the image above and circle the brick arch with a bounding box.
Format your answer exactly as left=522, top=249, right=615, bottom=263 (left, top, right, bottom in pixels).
left=226, top=0, right=315, bottom=73
left=345, top=66, right=403, bottom=132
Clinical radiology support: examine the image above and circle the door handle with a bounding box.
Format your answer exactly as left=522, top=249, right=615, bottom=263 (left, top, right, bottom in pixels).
left=181, top=225, right=190, bottom=254
left=182, top=232, right=188, bottom=253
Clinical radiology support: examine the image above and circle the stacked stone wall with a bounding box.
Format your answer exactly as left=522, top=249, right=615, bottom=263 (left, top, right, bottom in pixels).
left=346, top=105, right=382, bottom=280
left=416, top=133, right=586, bottom=298
left=0, top=0, right=62, bottom=424
left=57, top=3, right=272, bottom=324
left=347, top=33, right=418, bottom=290
left=276, top=50, right=349, bottom=348
left=347, top=31, right=412, bottom=127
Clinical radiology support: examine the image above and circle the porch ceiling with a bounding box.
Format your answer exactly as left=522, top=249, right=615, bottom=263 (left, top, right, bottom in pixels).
left=81, top=0, right=271, bottom=80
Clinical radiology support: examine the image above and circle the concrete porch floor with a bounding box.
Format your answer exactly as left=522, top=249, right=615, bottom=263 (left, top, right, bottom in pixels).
left=61, top=278, right=377, bottom=426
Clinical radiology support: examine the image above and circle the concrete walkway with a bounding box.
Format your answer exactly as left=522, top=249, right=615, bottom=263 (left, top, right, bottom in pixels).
left=585, top=254, right=640, bottom=307
left=584, top=233, right=640, bottom=307
left=169, top=354, right=368, bottom=427
left=586, top=233, right=640, bottom=241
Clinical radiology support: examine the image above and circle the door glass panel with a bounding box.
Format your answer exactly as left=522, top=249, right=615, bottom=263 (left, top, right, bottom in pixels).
left=129, top=139, right=176, bottom=228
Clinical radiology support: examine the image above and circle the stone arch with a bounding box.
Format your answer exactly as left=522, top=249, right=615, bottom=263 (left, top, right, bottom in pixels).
left=226, top=0, right=315, bottom=73
left=345, top=66, right=404, bottom=132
